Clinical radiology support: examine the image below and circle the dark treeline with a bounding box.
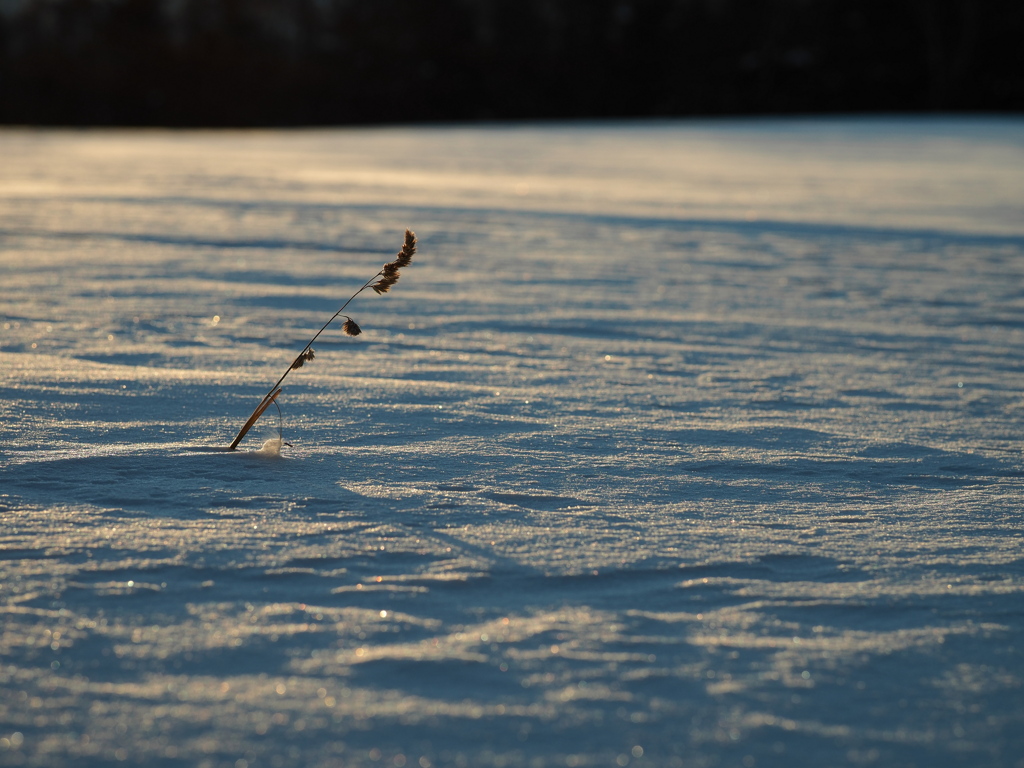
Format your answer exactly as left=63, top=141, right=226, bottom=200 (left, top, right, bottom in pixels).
left=0, top=0, right=1020, bottom=126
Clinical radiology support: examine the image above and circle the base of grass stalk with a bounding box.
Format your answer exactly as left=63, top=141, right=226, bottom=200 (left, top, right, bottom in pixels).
left=228, top=387, right=283, bottom=451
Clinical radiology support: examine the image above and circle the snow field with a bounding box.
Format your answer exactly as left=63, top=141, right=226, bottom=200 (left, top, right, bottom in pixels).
left=1, top=119, right=1023, bottom=767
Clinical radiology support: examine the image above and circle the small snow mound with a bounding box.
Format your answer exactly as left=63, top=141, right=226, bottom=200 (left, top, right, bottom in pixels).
left=256, top=437, right=285, bottom=456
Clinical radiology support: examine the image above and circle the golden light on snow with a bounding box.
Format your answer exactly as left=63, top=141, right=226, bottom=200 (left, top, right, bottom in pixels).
left=1, top=119, right=1022, bottom=767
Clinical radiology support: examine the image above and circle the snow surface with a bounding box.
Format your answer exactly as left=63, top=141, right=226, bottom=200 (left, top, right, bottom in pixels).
left=1, top=117, right=1024, bottom=767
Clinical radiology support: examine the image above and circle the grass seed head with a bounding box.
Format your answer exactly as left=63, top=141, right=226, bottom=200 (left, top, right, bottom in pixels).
left=372, top=274, right=399, bottom=294
left=290, top=348, right=316, bottom=369
left=395, top=229, right=416, bottom=269
left=373, top=229, right=416, bottom=293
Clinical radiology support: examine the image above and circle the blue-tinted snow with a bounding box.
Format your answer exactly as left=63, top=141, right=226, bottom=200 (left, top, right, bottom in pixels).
left=1, top=118, right=1023, bottom=767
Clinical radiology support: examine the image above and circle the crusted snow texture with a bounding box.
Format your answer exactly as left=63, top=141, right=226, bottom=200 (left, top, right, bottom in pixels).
left=1, top=119, right=1023, bottom=768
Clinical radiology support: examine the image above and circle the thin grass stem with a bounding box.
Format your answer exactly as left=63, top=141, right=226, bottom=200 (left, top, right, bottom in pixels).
left=227, top=229, right=416, bottom=450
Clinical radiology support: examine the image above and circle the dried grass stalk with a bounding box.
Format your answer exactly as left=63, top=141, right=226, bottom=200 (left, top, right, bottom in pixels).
left=230, top=388, right=283, bottom=451
left=227, top=229, right=416, bottom=450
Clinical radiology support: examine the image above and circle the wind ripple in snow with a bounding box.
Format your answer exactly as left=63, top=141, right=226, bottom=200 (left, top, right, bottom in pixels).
left=1, top=120, right=1023, bottom=768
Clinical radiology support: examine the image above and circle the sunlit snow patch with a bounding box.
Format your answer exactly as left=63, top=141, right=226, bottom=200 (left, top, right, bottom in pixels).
left=256, top=437, right=286, bottom=456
